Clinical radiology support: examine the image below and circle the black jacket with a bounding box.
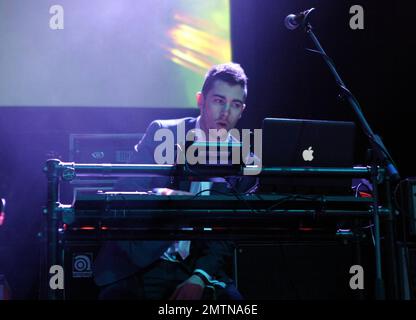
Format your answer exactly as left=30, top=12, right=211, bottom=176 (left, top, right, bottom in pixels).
left=93, top=117, right=257, bottom=286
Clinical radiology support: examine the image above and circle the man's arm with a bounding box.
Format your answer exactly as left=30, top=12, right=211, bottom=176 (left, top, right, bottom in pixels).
left=170, top=157, right=259, bottom=299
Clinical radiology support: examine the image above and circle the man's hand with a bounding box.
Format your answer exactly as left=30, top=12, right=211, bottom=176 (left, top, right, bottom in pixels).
left=153, top=188, right=194, bottom=196
left=169, top=275, right=206, bottom=300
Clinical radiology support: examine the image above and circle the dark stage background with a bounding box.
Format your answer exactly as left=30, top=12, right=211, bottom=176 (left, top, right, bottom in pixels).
left=0, top=0, right=414, bottom=299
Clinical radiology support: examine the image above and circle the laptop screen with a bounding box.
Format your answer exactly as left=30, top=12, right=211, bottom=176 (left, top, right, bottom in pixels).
left=260, top=118, right=356, bottom=194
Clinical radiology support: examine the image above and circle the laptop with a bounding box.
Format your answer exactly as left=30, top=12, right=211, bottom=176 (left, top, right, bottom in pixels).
left=259, top=118, right=356, bottom=194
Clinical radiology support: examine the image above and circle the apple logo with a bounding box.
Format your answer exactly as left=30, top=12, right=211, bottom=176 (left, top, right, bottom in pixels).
left=302, top=146, right=314, bottom=161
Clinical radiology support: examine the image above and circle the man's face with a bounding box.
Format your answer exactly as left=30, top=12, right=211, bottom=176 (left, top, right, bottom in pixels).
left=197, top=79, right=246, bottom=136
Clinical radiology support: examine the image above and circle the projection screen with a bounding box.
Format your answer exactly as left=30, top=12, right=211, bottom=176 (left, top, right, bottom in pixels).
left=0, top=0, right=232, bottom=108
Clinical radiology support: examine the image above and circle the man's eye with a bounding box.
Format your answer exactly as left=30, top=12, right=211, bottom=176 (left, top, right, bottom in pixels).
left=232, top=103, right=243, bottom=109
left=214, top=98, right=225, bottom=104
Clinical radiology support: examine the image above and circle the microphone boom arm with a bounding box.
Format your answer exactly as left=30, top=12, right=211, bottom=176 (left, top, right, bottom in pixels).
left=292, top=14, right=401, bottom=301
left=303, top=22, right=399, bottom=182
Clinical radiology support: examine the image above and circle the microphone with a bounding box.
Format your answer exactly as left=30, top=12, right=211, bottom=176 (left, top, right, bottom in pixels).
left=284, top=8, right=315, bottom=30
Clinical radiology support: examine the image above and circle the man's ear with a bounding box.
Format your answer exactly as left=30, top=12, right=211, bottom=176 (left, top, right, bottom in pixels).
left=239, top=104, right=247, bottom=119
left=196, top=92, right=204, bottom=112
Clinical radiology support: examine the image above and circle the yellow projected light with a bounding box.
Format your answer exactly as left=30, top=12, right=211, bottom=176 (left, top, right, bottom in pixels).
left=168, top=8, right=232, bottom=75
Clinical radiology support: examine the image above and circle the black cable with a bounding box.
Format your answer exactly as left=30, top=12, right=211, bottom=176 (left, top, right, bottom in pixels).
left=393, top=178, right=406, bottom=212
left=184, top=161, right=261, bottom=214
left=188, top=186, right=260, bottom=215
left=263, top=193, right=323, bottom=213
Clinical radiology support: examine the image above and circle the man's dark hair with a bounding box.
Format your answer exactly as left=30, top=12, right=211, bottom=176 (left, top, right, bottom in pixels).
left=201, top=63, right=248, bottom=100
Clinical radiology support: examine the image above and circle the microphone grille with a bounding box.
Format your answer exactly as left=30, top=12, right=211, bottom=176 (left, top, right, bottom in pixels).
left=284, top=14, right=298, bottom=30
